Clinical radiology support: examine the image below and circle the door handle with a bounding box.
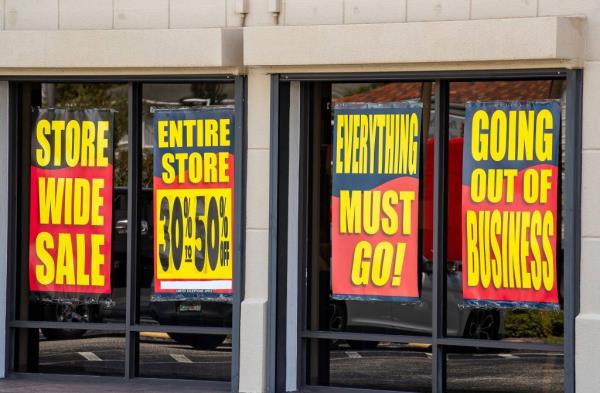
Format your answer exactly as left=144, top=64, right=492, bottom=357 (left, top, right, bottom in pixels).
left=115, top=219, right=149, bottom=235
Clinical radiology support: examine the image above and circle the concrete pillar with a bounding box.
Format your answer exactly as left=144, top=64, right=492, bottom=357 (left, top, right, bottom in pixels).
left=239, top=68, right=271, bottom=393
left=576, top=60, right=600, bottom=393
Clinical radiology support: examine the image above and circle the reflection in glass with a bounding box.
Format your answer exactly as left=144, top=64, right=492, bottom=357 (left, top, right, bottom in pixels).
left=307, top=82, right=435, bottom=336
left=17, top=329, right=125, bottom=376
left=446, top=80, right=565, bottom=343
left=41, top=83, right=129, bottom=187
left=22, top=83, right=128, bottom=325
left=307, top=339, right=431, bottom=392
left=139, top=332, right=231, bottom=381
left=138, top=83, right=235, bottom=327
left=446, top=348, right=563, bottom=393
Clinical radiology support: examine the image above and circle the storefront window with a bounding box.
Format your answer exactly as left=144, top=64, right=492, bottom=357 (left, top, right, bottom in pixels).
left=18, top=83, right=129, bottom=326
left=446, top=348, right=563, bottom=393
left=308, top=82, right=435, bottom=334
left=307, top=339, right=432, bottom=392
left=445, top=81, right=566, bottom=345
left=300, top=81, right=434, bottom=390
left=138, top=330, right=232, bottom=380
left=283, top=72, right=577, bottom=393
left=8, top=78, right=243, bottom=386
left=16, top=328, right=126, bottom=377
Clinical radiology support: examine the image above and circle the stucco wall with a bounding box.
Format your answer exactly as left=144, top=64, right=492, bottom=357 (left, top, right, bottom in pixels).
left=1, top=0, right=596, bottom=32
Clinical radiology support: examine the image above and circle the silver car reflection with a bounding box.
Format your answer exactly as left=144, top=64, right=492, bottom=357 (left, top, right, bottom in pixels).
left=330, top=262, right=505, bottom=348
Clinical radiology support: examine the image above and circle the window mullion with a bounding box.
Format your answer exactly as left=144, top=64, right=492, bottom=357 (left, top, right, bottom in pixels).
left=231, top=75, right=246, bottom=393
left=6, top=82, right=21, bottom=374
left=125, top=81, right=142, bottom=379
left=432, top=80, right=449, bottom=393
left=563, top=69, right=583, bottom=393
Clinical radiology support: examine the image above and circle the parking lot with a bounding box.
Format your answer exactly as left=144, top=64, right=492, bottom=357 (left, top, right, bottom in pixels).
left=35, top=332, right=232, bottom=381
left=0, top=333, right=559, bottom=393
left=328, top=342, right=563, bottom=392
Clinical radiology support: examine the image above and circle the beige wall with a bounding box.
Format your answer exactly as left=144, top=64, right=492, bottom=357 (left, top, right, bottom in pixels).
left=0, top=1, right=594, bottom=65
left=1, top=0, right=596, bottom=31
left=239, top=68, right=271, bottom=393
left=0, top=0, right=598, bottom=392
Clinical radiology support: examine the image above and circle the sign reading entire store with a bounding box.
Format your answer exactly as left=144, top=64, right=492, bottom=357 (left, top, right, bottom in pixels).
left=29, top=109, right=114, bottom=295
left=331, top=102, right=422, bottom=301
left=461, top=101, right=561, bottom=309
left=152, top=108, right=234, bottom=299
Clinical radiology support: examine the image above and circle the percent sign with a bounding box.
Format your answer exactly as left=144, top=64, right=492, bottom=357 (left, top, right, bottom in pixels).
left=219, top=196, right=230, bottom=267
left=183, top=196, right=193, bottom=264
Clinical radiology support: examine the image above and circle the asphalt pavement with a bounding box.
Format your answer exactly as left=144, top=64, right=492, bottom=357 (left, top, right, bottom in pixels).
left=0, top=333, right=564, bottom=393
left=327, top=342, right=563, bottom=392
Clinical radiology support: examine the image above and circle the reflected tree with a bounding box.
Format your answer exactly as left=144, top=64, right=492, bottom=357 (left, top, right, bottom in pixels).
left=46, top=83, right=129, bottom=186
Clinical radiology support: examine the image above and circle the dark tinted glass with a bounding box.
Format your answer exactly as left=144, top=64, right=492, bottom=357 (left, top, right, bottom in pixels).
left=446, top=348, right=563, bottom=393
left=138, top=83, right=235, bottom=328
left=20, top=83, right=128, bottom=324
left=16, top=329, right=125, bottom=376
left=306, top=338, right=431, bottom=392
left=307, top=82, right=435, bottom=336
left=15, top=81, right=237, bottom=382
left=445, top=81, right=565, bottom=344
left=138, top=331, right=231, bottom=381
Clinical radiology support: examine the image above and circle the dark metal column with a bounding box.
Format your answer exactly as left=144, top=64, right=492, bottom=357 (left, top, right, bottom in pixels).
left=564, top=69, right=583, bottom=393
left=125, top=81, right=142, bottom=379
left=5, top=82, right=21, bottom=374
left=267, top=74, right=280, bottom=393
left=231, top=75, right=247, bottom=393
left=432, top=80, right=449, bottom=393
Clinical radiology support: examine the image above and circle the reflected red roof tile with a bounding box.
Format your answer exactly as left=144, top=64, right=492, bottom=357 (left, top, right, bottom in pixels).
left=334, top=81, right=556, bottom=103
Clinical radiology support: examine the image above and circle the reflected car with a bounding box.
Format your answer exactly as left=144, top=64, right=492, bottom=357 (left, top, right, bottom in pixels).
left=331, top=267, right=505, bottom=347
left=38, top=188, right=231, bottom=350
left=330, top=138, right=505, bottom=346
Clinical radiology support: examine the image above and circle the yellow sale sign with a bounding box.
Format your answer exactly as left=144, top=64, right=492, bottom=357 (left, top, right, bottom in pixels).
left=155, top=188, right=233, bottom=284
left=153, top=108, right=235, bottom=295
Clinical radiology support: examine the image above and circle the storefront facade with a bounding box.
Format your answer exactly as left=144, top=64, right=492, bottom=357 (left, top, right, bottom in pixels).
left=0, top=1, right=597, bottom=392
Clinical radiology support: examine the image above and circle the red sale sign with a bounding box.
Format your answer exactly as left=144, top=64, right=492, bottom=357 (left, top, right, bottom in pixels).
left=331, top=103, right=422, bottom=301
left=461, top=101, right=560, bottom=309
left=29, top=109, right=113, bottom=295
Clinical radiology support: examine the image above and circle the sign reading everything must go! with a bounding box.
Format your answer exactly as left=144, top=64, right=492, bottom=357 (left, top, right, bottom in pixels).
left=462, top=101, right=560, bottom=309
left=331, top=103, right=422, bottom=301
left=29, top=109, right=114, bottom=295
left=153, top=108, right=234, bottom=298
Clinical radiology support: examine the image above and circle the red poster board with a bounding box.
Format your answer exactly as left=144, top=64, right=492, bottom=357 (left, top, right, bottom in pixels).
left=331, top=103, right=422, bottom=301
left=29, top=109, right=113, bottom=295
left=461, top=101, right=560, bottom=309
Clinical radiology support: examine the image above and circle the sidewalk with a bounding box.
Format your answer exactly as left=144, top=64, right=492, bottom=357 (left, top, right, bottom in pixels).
left=0, top=375, right=229, bottom=393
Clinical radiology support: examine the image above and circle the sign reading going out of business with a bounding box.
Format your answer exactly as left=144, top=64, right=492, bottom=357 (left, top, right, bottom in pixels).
left=331, top=103, right=422, bottom=301
left=462, top=101, right=560, bottom=309
left=153, top=108, right=234, bottom=297
left=29, top=109, right=114, bottom=295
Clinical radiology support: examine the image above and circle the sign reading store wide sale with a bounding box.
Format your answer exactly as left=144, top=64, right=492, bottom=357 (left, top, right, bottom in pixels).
left=153, top=108, right=234, bottom=295
left=29, top=109, right=114, bottom=295
left=462, top=101, right=560, bottom=309
left=331, top=103, right=422, bottom=301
